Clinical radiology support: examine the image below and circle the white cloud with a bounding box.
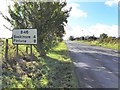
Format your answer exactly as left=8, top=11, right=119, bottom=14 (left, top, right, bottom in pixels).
left=105, top=0, right=119, bottom=6
left=63, top=24, right=118, bottom=40
left=88, top=24, right=118, bottom=37
left=65, top=3, right=87, bottom=18
left=63, top=25, right=85, bottom=40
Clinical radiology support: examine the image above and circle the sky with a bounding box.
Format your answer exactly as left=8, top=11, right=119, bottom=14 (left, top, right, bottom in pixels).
left=63, top=0, right=119, bottom=39
left=0, top=0, right=119, bottom=39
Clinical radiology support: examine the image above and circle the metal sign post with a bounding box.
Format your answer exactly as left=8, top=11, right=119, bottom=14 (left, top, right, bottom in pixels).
left=16, top=44, right=18, bottom=60
left=26, top=45, right=28, bottom=54
left=30, top=45, right=32, bottom=57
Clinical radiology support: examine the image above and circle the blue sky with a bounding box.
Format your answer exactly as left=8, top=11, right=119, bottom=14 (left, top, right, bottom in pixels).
left=68, top=2, right=118, bottom=27
left=64, top=0, right=118, bottom=39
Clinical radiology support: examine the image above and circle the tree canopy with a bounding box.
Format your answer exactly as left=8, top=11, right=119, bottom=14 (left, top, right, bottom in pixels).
left=1, top=1, right=71, bottom=56
left=69, top=36, right=74, bottom=41
left=100, top=33, right=108, bottom=39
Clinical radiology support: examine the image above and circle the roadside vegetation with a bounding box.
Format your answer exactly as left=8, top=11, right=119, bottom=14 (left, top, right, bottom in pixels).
left=0, top=1, right=78, bottom=89
left=1, top=39, right=78, bottom=88
left=69, top=33, right=120, bottom=51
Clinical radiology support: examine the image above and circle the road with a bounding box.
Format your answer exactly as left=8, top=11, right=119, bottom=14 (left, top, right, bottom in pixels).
left=66, top=41, right=119, bottom=88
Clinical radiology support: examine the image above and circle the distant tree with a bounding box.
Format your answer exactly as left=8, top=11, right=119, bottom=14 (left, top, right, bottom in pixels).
left=74, top=37, right=81, bottom=40
left=80, top=36, right=84, bottom=40
left=100, top=33, right=108, bottom=39
left=89, top=35, right=97, bottom=41
left=69, top=36, right=74, bottom=41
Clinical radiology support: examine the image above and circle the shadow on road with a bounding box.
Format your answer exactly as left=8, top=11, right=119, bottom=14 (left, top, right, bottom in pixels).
left=68, top=47, right=118, bottom=88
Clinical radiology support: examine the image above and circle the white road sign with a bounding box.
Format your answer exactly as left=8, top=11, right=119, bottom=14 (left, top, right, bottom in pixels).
left=12, top=29, right=37, bottom=44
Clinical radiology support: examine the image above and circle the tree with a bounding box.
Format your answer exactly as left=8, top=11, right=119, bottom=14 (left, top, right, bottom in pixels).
left=69, top=36, right=74, bottom=41
left=1, top=1, right=71, bottom=56
left=100, top=33, right=108, bottom=39
left=80, top=36, right=84, bottom=40
left=88, top=35, right=97, bottom=41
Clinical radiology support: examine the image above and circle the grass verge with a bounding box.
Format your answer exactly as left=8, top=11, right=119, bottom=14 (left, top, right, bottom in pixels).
left=46, top=42, right=78, bottom=88
left=76, top=40, right=119, bottom=51
left=1, top=39, right=78, bottom=88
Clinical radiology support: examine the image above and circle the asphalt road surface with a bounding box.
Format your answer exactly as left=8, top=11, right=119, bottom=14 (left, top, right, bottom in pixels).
left=66, top=41, right=119, bottom=88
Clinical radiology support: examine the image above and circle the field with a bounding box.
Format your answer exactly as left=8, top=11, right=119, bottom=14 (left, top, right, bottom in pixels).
left=1, top=39, right=78, bottom=88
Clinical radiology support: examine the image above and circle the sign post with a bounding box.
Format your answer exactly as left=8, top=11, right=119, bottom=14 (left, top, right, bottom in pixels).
left=16, top=44, right=18, bottom=60
left=12, top=29, right=37, bottom=59
left=30, top=45, right=32, bottom=57
left=26, top=45, right=28, bottom=54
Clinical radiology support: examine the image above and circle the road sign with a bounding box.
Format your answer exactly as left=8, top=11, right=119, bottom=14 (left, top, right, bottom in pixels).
left=12, top=29, right=37, bottom=44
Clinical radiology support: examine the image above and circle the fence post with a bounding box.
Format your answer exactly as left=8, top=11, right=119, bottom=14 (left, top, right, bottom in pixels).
left=5, top=39, right=8, bottom=60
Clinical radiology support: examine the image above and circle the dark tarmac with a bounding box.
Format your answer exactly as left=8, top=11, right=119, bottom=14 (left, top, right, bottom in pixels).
left=66, top=41, right=119, bottom=88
